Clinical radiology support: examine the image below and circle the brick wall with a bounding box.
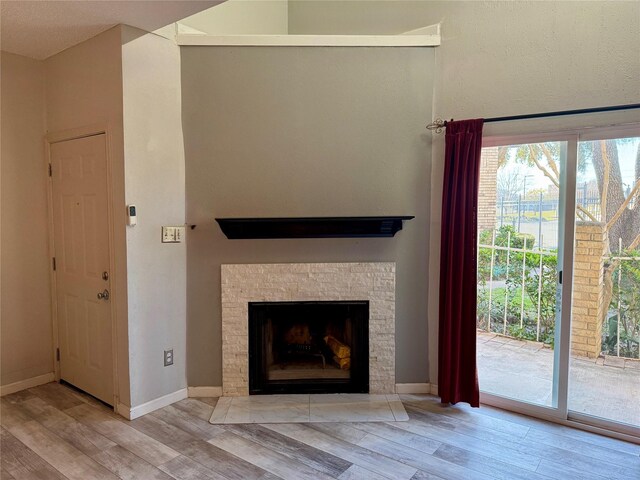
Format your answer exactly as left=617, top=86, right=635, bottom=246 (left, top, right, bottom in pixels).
left=571, top=222, right=607, bottom=358
left=478, top=147, right=499, bottom=233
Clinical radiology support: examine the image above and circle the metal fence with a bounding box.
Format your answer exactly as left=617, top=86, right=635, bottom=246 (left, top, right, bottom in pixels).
left=495, top=194, right=602, bottom=249
left=608, top=238, right=640, bottom=359
left=477, top=231, right=640, bottom=359
left=477, top=230, right=555, bottom=343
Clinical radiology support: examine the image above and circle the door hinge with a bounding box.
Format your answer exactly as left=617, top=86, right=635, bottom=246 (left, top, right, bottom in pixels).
left=52, top=257, right=56, bottom=271
left=48, top=164, right=52, bottom=177
left=559, top=270, right=563, bottom=284
left=56, top=348, right=60, bottom=361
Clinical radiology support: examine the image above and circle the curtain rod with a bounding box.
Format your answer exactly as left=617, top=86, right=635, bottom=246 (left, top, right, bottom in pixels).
left=425, top=103, right=640, bottom=133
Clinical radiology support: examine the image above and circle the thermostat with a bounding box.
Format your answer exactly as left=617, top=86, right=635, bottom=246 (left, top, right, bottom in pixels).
left=127, top=205, right=137, bottom=226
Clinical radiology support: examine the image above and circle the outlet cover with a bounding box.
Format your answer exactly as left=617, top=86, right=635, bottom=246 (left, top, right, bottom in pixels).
left=164, top=349, right=174, bottom=366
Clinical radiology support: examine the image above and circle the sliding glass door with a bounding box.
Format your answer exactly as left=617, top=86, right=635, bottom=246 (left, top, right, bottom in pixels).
left=476, top=134, right=573, bottom=416
left=476, top=126, right=639, bottom=437
left=567, top=128, right=640, bottom=434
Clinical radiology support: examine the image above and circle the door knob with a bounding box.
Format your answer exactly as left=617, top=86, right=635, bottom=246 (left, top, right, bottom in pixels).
left=97, top=289, right=110, bottom=301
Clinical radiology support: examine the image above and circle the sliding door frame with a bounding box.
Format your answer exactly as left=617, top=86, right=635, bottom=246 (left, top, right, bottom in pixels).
left=568, top=123, right=640, bottom=440
left=480, top=132, right=577, bottom=425
left=479, top=127, right=640, bottom=442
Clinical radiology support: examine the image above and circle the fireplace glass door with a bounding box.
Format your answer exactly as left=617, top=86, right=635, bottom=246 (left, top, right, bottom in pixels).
left=249, top=301, right=369, bottom=394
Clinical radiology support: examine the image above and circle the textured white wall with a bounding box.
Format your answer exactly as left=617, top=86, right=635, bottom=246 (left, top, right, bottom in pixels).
left=179, top=0, right=288, bottom=35
left=0, top=52, right=52, bottom=387
left=121, top=26, right=187, bottom=407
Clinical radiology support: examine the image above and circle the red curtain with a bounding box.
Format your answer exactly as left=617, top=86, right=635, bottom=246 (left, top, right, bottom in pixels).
left=438, top=119, right=484, bottom=407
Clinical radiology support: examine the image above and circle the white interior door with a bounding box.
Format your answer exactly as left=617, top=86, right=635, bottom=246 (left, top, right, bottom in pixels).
left=51, top=134, right=114, bottom=405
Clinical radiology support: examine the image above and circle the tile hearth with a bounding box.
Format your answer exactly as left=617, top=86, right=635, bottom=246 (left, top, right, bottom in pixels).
left=209, top=394, right=409, bottom=424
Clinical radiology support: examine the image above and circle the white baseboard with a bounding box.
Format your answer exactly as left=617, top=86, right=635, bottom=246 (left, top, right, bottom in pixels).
left=188, top=386, right=222, bottom=398
left=430, top=384, right=438, bottom=396
left=117, top=388, right=188, bottom=420
left=0, top=373, right=55, bottom=397
left=395, top=383, right=431, bottom=394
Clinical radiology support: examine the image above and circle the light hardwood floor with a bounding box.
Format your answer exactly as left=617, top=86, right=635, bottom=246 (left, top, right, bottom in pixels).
left=1, top=383, right=639, bottom=479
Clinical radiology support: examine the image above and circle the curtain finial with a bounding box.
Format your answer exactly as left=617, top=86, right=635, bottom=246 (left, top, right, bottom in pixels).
left=426, top=118, right=448, bottom=134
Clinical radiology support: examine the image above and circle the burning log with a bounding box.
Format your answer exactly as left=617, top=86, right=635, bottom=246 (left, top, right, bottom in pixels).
left=324, top=335, right=351, bottom=359
left=333, top=355, right=351, bottom=370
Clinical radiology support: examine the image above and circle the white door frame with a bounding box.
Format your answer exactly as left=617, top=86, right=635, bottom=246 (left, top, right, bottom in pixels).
left=45, top=123, right=120, bottom=409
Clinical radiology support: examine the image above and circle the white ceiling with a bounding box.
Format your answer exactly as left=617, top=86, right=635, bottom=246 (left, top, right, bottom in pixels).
left=1, top=0, right=222, bottom=60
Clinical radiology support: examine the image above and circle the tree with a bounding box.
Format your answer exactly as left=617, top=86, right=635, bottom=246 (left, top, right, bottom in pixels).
left=496, top=165, right=524, bottom=201
left=584, top=139, right=640, bottom=249
left=499, top=139, right=640, bottom=345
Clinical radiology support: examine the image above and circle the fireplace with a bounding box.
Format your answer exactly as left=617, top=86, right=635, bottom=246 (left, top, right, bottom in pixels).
left=221, top=263, right=395, bottom=396
left=249, top=301, right=369, bottom=394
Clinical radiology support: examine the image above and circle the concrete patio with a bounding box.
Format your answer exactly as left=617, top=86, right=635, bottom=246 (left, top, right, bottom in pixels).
left=477, top=331, right=640, bottom=427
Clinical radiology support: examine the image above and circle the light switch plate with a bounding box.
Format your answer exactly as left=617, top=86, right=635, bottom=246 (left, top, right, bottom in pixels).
left=161, top=226, right=185, bottom=243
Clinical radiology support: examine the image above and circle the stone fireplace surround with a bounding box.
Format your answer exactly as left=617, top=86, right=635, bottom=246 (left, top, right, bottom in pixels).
left=221, top=262, right=395, bottom=396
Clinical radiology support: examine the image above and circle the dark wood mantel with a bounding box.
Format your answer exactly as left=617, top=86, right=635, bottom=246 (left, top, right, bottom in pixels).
left=215, top=216, right=414, bottom=239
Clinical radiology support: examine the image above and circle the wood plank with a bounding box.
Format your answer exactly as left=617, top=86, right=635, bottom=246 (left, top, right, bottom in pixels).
left=130, top=411, right=267, bottom=480
left=524, top=426, right=640, bottom=467
left=151, top=404, right=224, bottom=441
left=401, top=395, right=530, bottom=438
left=92, top=445, right=174, bottom=480
left=208, top=430, right=335, bottom=480
left=265, top=423, right=417, bottom=480
left=158, top=455, right=228, bottom=480
left=514, top=436, right=640, bottom=479
left=0, top=468, right=17, bottom=480
left=349, top=422, right=441, bottom=454
left=258, top=473, right=283, bottom=480
left=2, top=390, right=37, bottom=405
left=170, top=399, right=216, bottom=422
left=2, top=419, right=118, bottom=480
left=389, top=415, right=541, bottom=471
left=405, top=404, right=637, bottom=479
left=28, top=383, right=86, bottom=411
left=194, top=397, right=218, bottom=407
left=0, top=427, right=67, bottom=480
left=456, top=400, right=640, bottom=456
left=17, top=396, right=116, bottom=456
left=408, top=405, right=638, bottom=476
left=65, top=403, right=180, bottom=467
left=410, top=470, right=447, bottom=480
left=225, top=424, right=351, bottom=477
left=355, top=432, right=495, bottom=480
left=338, top=464, right=390, bottom=480
left=404, top=404, right=525, bottom=445
left=432, top=443, right=550, bottom=480
left=309, top=423, right=369, bottom=444
left=535, top=459, right=610, bottom=480
left=0, top=399, right=35, bottom=429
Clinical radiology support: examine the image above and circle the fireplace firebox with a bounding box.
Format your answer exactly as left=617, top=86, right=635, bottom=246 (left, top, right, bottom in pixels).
left=248, top=301, right=369, bottom=394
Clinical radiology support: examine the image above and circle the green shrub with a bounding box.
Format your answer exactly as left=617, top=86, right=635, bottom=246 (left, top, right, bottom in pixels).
left=477, top=226, right=557, bottom=348
left=603, top=250, right=640, bottom=357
